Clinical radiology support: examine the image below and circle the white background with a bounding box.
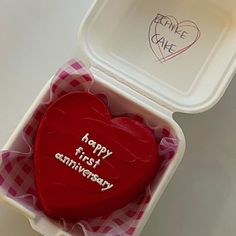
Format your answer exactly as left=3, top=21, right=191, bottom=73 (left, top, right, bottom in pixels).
left=0, top=1, right=236, bottom=235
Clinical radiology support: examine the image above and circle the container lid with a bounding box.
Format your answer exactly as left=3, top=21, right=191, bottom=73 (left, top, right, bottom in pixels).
left=78, top=0, right=236, bottom=113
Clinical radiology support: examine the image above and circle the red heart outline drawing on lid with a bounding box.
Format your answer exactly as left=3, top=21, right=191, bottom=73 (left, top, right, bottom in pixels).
left=148, top=13, right=201, bottom=63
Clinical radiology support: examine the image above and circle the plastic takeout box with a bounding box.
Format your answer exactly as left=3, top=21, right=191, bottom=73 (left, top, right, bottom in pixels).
left=1, top=0, right=236, bottom=235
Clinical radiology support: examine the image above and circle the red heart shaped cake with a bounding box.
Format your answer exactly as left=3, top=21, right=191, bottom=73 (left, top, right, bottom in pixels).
left=34, top=92, right=160, bottom=220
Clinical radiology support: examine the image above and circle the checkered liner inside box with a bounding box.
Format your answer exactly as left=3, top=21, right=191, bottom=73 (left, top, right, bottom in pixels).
left=0, top=59, right=178, bottom=236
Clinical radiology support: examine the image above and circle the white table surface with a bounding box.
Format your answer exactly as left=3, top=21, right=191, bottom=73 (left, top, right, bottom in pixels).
left=0, top=1, right=236, bottom=235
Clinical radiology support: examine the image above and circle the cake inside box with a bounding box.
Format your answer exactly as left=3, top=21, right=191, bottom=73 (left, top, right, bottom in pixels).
left=0, top=61, right=180, bottom=235
left=82, top=0, right=236, bottom=110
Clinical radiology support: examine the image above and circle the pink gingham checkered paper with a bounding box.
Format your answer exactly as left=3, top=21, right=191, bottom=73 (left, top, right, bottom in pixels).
left=0, top=59, right=178, bottom=236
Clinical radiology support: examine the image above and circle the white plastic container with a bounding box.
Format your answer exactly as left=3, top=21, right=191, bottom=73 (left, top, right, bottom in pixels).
left=1, top=0, right=236, bottom=235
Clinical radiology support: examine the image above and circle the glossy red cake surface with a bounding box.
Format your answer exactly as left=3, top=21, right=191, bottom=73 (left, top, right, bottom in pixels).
left=34, top=92, right=160, bottom=220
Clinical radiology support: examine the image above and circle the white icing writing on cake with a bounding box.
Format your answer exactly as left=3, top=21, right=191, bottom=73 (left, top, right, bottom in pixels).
left=55, top=153, right=113, bottom=191
left=81, top=133, right=113, bottom=159
left=54, top=133, right=114, bottom=192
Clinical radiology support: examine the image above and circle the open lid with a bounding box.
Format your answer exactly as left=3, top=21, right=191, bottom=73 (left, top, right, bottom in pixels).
left=78, top=0, right=236, bottom=113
